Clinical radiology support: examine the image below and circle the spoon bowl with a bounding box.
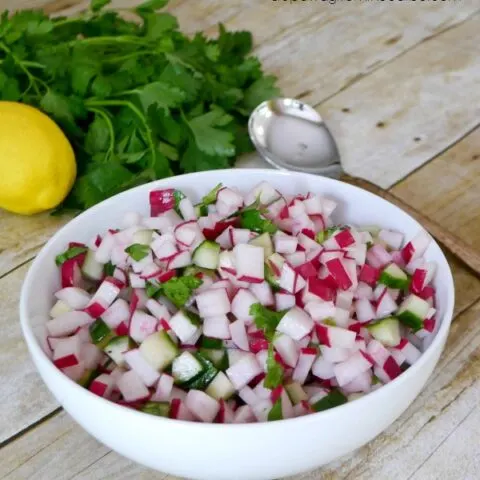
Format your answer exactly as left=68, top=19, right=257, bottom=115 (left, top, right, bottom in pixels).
left=248, top=97, right=343, bottom=178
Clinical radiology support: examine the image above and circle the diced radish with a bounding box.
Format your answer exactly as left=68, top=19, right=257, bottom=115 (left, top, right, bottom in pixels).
left=234, top=244, right=264, bottom=283
left=292, top=348, right=316, bottom=384
left=231, top=289, right=258, bottom=323
left=342, top=370, right=372, bottom=394
left=196, top=288, right=231, bottom=318
left=354, top=282, right=374, bottom=300
left=273, top=334, right=299, bottom=368
left=89, top=373, right=115, bottom=398
left=167, top=250, right=192, bottom=269
left=94, top=232, right=115, bottom=263
left=395, top=339, right=422, bottom=365
left=285, top=251, right=306, bottom=267
left=304, top=301, right=336, bottom=321
left=80, top=343, right=103, bottom=370
left=123, top=349, right=160, bottom=387
left=319, top=344, right=350, bottom=363
left=249, top=282, right=274, bottom=307
left=366, top=339, right=390, bottom=366
left=251, top=399, right=273, bottom=422
left=375, top=290, right=397, bottom=318
left=203, top=315, right=231, bottom=339
left=334, top=351, right=373, bottom=387
left=238, top=386, right=260, bottom=406
left=319, top=324, right=356, bottom=349
left=333, top=307, right=350, bottom=328
left=151, top=374, right=174, bottom=402
left=275, top=292, right=296, bottom=311
left=279, top=262, right=306, bottom=294
left=401, top=230, right=431, bottom=264
left=381, top=355, right=402, bottom=380
left=378, top=229, right=404, bottom=250
left=273, top=231, right=298, bottom=254
left=336, top=290, right=353, bottom=310
left=55, top=287, right=91, bottom=310
left=359, top=264, right=379, bottom=286
left=226, top=354, right=263, bottom=390
left=53, top=335, right=82, bottom=369
left=326, top=258, right=352, bottom=290
left=49, top=300, right=72, bottom=318
left=169, top=310, right=200, bottom=344
left=276, top=307, right=313, bottom=341
left=244, top=181, right=281, bottom=206
left=47, top=311, right=92, bottom=337
left=230, top=320, right=249, bottom=351
left=145, top=299, right=171, bottom=322
left=129, top=311, right=158, bottom=343
left=234, top=405, right=256, bottom=423
left=355, top=298, right=376, bottom=323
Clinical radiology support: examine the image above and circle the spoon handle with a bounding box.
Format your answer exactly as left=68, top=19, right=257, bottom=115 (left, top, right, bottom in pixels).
left=341, top=175, right=480, bottom=277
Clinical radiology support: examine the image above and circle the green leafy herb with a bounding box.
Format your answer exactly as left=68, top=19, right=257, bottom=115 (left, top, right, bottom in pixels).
left=54, top=245, right=88, bottom=265
left=124, top=243, right=150, bottom=261
left=311, top=389, right=348, bottom=412
left=264, top=343, right=284, bottom=389
left=145, top=280, right=163, bottom=298
left=162, top=275, right=203, bottom=307
left=141, top=401, right=170, bottom=417
left=0, top=2, right=280, bottom=212
left=240, top=209, right=278, bottom=234
left=201, top=183, right=223, bottom=206
left=249, top=303, right=287, bottom=341
left=267, top=397, right=283, bottom=422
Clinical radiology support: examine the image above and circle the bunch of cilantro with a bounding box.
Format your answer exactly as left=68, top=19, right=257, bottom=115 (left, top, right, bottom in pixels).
left=0, top=0, right=280, bottom=212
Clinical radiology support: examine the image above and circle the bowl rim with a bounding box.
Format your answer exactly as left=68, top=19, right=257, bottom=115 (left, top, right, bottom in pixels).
left=19, top=168, right=455, bottom=430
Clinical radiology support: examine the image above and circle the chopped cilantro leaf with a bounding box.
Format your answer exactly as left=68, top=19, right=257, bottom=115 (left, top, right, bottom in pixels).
left=162, top=275, right=203, bottom=308
left=267, top=397, right=283, bottom=422
left=124, top=243, right=150, bottom=261
left=202, top=183, right=223, bottom=206
left=55, top=246, right=88, bottom=265
left=249, top=303, right=287, bottom=341
left=239, top=209, right=278, bottom=234
left=264, top=344, right=284, bottom=389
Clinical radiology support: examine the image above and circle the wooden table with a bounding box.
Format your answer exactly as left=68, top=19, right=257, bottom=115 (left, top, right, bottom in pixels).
left=1, top=1, right=480, bottom=479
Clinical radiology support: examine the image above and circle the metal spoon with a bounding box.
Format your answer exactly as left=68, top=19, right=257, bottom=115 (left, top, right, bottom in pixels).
left=248, top=98, right=343, bottom=178
left=248, top=97, right=480, bottom=275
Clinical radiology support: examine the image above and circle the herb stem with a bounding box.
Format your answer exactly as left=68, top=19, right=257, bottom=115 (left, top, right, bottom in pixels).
left=66, top=35, right=148, bottom=48
left=87, top=107, right=116, bottom=158
left=85, top=98, right=156, bottom=164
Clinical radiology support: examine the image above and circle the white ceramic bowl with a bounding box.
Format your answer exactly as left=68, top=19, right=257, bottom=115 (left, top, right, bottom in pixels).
left=20, top=169, right=454, bottom=480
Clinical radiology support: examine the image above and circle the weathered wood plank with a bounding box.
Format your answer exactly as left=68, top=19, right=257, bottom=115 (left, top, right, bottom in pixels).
left=0, top=262, right=59, bottom=444
left=2, top=297, right=479, bottom=480
left=409, top=402, right=480, bottom=480
left=391, top=127, right=480, bottom=251
left=320, top=12, right=480, bottom=188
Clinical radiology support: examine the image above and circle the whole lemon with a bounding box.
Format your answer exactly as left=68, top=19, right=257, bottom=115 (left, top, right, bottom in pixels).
left=0, top=101, right=76, bottom=215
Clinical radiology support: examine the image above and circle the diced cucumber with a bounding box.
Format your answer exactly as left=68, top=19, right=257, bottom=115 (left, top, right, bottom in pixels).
left=89, top=318, right=115, bottom=349
left=311, top=389, right=347, bottom=412
left=183, top=266, right=216, bottom=279
left=139, top=331, right=179, bottom=371
left=194, top=203, right=208, bottom=217
left=200, top=337, right=224, bottom=349
left=104, top=335, right=133, bottom=367
left=192, top=240, right=221, bottom=269
left=205, top=371, right=235, bottom=400
left=133, top=229, right=153, bottom=245
left=172, top=351, right=205, bottom=384
left=249, top=232, right=273, bottom=258
left=396, top=294, right=430, bottom=331
left=199, top=348, right=228, bottom=371
left=141, top=401, right=170, bottom=417
left=379, top=263, right=410, bottom=289
left=82, top=248, right=104, bottom=281
left=367, top=317, right=401, bottom=347
left=77, top=369, right=97, bottom=388
left=183, top=353, right=218, bottom=390
left=285, top=382, right=308, bottom=405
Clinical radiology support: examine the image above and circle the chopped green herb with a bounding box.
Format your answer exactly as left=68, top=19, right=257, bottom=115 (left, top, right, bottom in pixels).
left=201, top=183, right=223, bottom=205
left=141, top=401, right=170, bottom=417
left=124, top=243, right=150, bottom=262
left=55, top=246, right=88, bottom=265
left=249, top=303, right=287, bottom=341
left=104, top=261, right=115, bottom=276
left=145, top=280, right=163, bottom=298
left=267, top=398, right=283, bottom=422
left=162, top=275, right=203, bottom=307
left=311, top=389, right=348, bottom=412
left=239, top=209, right=277, bottom=234
left=264, top=343, right=283, bottom=389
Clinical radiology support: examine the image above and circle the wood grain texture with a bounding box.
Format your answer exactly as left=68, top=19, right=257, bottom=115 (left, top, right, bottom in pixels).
left=0, top=262, right=59, bottom=444
left=392, top=127, right=480, bottom=253
left=321, top=11, right=480, bottom=188
left=3, top=300, right=479, bottom=480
